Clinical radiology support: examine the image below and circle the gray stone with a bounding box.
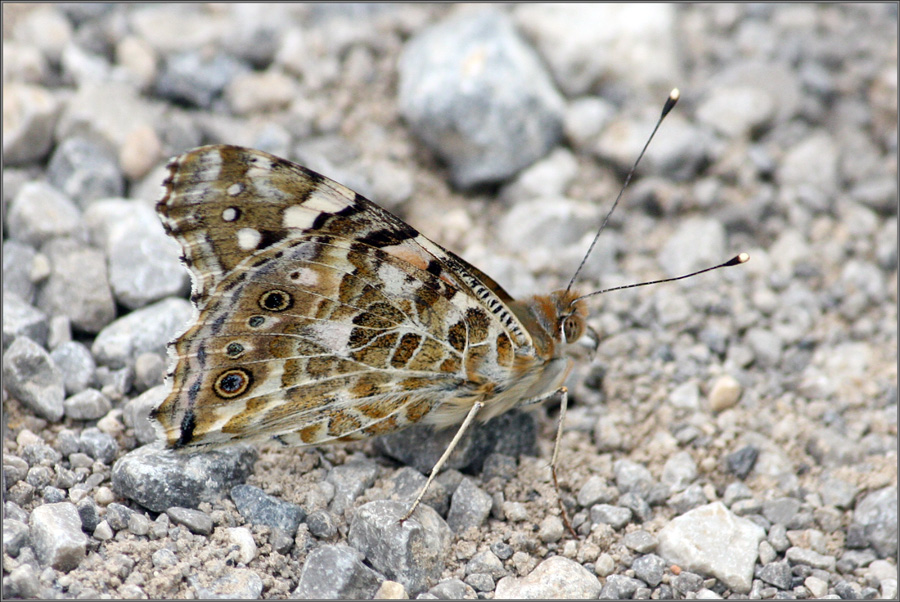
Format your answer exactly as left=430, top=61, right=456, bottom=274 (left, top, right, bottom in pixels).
left=374, top=409, right=536, bottom=476
left=696, top=86, right=775, bottom=138
left=398, top=10, right=563, bottom=188
left=91, top=297, right=192, bottom=368
left=37, top=238, right=116, bottom=334
left=576, top=475, right=617, bottom=508
left=619, top=492, right=653, bottom=522
left=599, top=574, right=644, bottom=599
left=2, top=336, right=65, bottom=421
left=657, top=502, right=764, bottom=594
left=658, top=218, right=727, bottom=278
left=853, top=486, right=897, bottom=557
left=723, top=482, right=753, bottom=507
left=757, top=560, right=792, bottom=589
left=293, top=544, right=384, bottom=599
left=105, top=502, right=133, bottom=531
left=191, top=568, right=264, bottom=599
left=447, top=477, right=492, bottom=533
left=112, top=442, right=257, bottom=512
left=305, top=509, right=338, bottom=539
left=537, top=515, right=565, bottom=544
left=3, top=293, right=49, bottom=349
left=76, top=497, right=100, bottom=533
left=614, top=459, right=654, bottom=495
left=26, top=465, right=53, bottom=489
left=3, top=518, right=30, bottom=557
left=466, top=550, right=506, bottom=580
left=465, top=573, right=495, bottom=592
left=491, top=541, right=514, bottom=561
left=667, top=483, right=709, bottom=515
left=785, top=546, right=836, bottom=571
left=806, top=427, right=865, bottom=467
left=326, top=459, right=379, bottom=515
left=632, top=554, right=666, bottom=587
left=777, top=131, right=839, bottom=211
left=230, top=484, right=305, bottom=535
left=745, top=328, right=784, bottom=368
left=623, top=530, right=658, bottom=554
left=46, top=137, right=124, bottom=206
left=428, top=578, right=471, bottom=600
left=5, top=564, right=41, bottom=599
left=43, top=486, right=66, bottom=503
left=726, top=445, right=759, bottom=479
left=50, top=341, right=96, bottom=395
left=385, top=466, right=449, bottom=517
left=152, top=548, right=178, bottom=568
left=79, top=427, right=118, bottom=463
left=348, top=500, right=452, bottom=595
left=3, top=83, right=62, bottom=165
left=672, top=570, right=704, bottom=595
left=3, top=240, right=38, bottom=303
left=63, top=388, right=111, bottom=420
left=494, top=556, right=601, bottom=599
left=661, top=451, right=698, bottom=492
left=591, top=504, right=632, bottom=530
left=122, top=384, right=164, bottom=445
left=134, top=352, right=166, bottom=392
left=128, top=511, right=151, bottom=536
left=3, top=454, right=29, bottom=486
left=762, top=497, right=802, bottom=527
left=85, top=200, right=189, bottom=310
left=156, top=51, right=247, bottom=108
left=21, top=442, right=62, bottom=466
left=514, top=4, right=678, bottom=96
left=6, top=182, right=82, bottom=247
left=29, top=502, right=87, bottom=571
left=166, top=507, right=213, bottom=535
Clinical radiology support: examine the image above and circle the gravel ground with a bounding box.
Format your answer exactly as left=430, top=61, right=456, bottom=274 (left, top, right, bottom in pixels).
left=2, top=4, right=897, bottom=600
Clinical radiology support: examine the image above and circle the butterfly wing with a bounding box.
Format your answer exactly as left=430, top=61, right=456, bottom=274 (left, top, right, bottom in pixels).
left=153, top=145, right=537, bottom=450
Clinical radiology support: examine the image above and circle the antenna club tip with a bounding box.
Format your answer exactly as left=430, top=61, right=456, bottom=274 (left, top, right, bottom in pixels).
left=724, top=252, right=750, bottom=267
left=670, top=88, right=680, bottom=101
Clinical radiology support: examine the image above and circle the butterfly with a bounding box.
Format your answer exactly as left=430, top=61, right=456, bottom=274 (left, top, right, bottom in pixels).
left=151, top=90, right=744, bottom=523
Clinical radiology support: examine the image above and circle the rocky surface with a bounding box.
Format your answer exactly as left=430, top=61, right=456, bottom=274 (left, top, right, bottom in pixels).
left=2, top=4, right=896, bottom=600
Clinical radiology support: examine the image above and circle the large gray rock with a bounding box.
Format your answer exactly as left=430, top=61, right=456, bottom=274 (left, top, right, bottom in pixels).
left=293, top=544, right=384, bottom=599
left=112, top=443, right=257, bottom=513
left=2, top=336, right=65, bottom=421
left=29, top=503, right=87, bottom=572
left=398, top=9, right=564, bottom=188
left=348, top=500, right=451, bottom=595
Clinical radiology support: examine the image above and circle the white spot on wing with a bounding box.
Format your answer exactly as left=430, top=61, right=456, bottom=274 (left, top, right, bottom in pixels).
left=222, top=207, right=238, bottom=222
left=237, top=228, right=261, bottom=250
left=283, top=205, right=318, bottom=229
left=291, top=268, right=319, bottom=287
left=227, top=183, right=244, bottom=196
left=304, top=191, right=351, bottom=213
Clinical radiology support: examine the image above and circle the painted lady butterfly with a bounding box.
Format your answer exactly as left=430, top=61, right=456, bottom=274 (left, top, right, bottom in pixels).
left=151, top=89, right=746, bottom=523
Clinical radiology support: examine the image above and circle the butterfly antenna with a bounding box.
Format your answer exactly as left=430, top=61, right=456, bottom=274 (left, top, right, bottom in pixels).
left=573, top=252, right=749, bottom=304
left=566, top=88, right=681, bottom=294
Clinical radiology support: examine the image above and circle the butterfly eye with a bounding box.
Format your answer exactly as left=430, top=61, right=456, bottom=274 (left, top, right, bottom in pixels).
left=213, top=368, right=253, bottom=398
left=562, top=315, right=584, bottom=344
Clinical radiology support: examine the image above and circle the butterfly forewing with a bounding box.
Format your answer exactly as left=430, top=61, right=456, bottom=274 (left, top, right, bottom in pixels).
left=152, top=145, right=570, bottom=451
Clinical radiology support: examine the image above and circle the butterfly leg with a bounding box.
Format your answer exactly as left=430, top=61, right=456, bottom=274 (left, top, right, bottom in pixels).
left=400, top=400, right=485, bottom=523
left=518, top=386, right=578, bottom=538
